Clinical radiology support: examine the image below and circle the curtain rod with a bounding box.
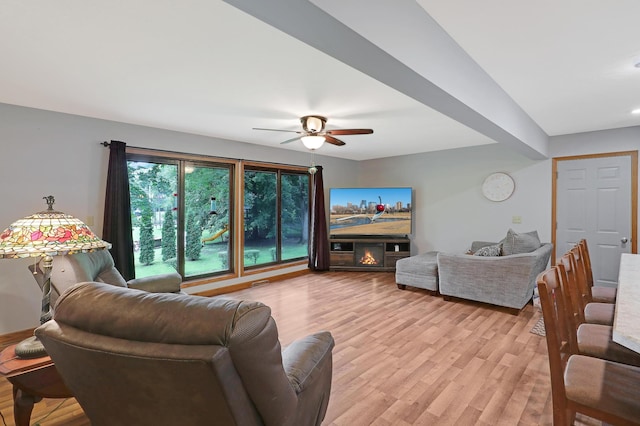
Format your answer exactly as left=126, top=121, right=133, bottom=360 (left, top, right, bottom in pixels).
left=100, top=140, right=143, bottom=150
left=99, top=141, right=316, bottom=170
left=100, top=140, right=129, bottom=147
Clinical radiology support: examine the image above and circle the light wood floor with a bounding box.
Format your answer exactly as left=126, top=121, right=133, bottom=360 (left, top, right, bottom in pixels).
left=0, top=271, right=602, bottom=425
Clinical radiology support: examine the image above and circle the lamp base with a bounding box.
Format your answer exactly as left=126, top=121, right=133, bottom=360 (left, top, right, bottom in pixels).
left=15, top=336, right=48, bottom=359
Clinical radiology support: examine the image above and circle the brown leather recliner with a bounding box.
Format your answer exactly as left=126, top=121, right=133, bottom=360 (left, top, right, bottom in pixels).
left=35, top=282, right=335, bottom=426
left=38, top=249, right=184, bottom=308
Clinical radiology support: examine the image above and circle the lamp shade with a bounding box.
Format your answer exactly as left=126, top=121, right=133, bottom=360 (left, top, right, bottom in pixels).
left=0, top=197, right=111, bottom=258
left=0, top=196, right=110, bottom=358
left=301, top=135, right=325, bottom=150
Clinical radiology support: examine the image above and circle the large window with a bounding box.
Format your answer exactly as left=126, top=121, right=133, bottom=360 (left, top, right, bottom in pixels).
left=128, top=160, right=179, bottom=278
left=243, top=167, right=309, bottom=268
left=126, top=150, right=309, bottom=280
left=184, top=163, right=232, bottom=277
left=281, top=172, right=310, bottom=261
left=244, top=169, right=277, bottom=267
left=127, top=155, right=233, bottom=279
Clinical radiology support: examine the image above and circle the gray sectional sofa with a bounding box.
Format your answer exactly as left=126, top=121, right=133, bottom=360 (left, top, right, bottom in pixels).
left=395, top=229, right=553, bottom=313
left=438, top=242, right=552, bottom=312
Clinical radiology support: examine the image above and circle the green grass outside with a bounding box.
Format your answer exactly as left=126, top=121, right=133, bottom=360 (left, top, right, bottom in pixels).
left=134, top=239, right=308, bottom=279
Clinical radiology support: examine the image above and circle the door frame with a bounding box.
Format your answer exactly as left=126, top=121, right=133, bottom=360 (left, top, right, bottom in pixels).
left=551, top=150, right=638, bottom=264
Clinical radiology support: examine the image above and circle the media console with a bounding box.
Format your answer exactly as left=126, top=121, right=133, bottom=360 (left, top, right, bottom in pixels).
left=329, top=236, right=410, bottom=271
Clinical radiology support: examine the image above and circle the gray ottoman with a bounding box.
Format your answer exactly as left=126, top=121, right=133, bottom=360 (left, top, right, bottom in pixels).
left=395, top=251, right=439, bottom=293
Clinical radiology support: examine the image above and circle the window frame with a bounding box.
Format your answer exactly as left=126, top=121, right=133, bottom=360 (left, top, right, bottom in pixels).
left=126, top=148, right=311, bottom=283
left=242, top=163, right=311, bottom=270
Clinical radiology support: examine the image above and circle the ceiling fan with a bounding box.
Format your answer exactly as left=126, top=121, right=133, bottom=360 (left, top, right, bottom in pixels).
left=253, top=115, right=373, bottom=150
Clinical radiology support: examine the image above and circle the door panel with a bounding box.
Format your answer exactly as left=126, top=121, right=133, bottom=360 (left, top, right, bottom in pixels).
left=598, top=244, right=622, bottom=284
left=555, top=154, right=633, bottom=288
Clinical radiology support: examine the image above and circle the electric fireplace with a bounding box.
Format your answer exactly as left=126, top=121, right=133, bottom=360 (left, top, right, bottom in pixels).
left=355, top=242, right=384, bottom=268
left=329, top=237, right=410, bottom=271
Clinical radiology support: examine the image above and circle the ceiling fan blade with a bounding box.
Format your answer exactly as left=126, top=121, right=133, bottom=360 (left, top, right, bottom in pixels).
left=253, top=127, right=301, bottom=134
left=280, top=136, right=303, bottom=144
left=325, top=135, right=346, bottom=146
left=325, top=129, right=373, bottom=135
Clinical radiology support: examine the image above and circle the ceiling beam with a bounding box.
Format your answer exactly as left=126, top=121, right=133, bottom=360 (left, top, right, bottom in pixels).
left=224, top=0, right=549, bottom=160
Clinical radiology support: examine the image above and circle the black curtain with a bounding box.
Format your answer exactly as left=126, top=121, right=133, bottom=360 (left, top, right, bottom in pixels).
left=103, top=140, right=135, bottom=280
left=308, top=166, right=330, bottom=271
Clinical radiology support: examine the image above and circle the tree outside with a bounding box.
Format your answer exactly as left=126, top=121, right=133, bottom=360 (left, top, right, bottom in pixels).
left=185, top=212, right=202, bottom=261
left=161, top=209, right=176, bottom=262
left=139, top=208, right=155, bottom=266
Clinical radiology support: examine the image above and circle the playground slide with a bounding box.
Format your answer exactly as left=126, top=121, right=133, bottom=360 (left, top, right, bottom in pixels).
left=202, top=225, right=228, bottom=244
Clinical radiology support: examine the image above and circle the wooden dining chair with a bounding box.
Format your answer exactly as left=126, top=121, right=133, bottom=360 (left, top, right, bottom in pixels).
left=577, top=239, right=617, bottom=303
left=567, top=247, right=614, bottom=326
left=537, top=266, right=640, bottom=426
left=556, top=258, right=640, bottom=367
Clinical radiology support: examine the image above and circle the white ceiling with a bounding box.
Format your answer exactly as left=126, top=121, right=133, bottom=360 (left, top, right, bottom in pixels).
left=1, top=1, right=639, bottom=161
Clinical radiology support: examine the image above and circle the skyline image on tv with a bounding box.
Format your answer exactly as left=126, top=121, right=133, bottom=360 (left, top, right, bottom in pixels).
left=329, top=187, right=412, bottom=236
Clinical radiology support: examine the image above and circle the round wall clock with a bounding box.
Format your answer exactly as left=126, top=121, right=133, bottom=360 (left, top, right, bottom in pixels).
left=482, top=172, right=515, bottom=202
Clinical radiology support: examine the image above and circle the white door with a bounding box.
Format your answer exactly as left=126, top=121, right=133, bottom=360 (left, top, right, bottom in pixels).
left=555, top=154, right=634, bottom=288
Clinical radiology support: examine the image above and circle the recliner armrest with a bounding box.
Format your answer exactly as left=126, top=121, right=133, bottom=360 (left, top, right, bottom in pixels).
left=127, top=272, right=183, bottom=293
left=282, top=331, right=334, bottom=394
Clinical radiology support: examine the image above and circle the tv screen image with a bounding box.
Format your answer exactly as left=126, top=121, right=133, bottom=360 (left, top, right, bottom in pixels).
left=329, top=187, right=412, bottom=236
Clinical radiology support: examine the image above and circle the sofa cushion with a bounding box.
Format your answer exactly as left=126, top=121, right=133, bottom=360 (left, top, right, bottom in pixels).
left=473, top=243, right=502, bottom=257
left=470, top=241, right=498, bottom=253
left=501, top=229, right=541, bottom=255
left=395, top=252, right=439, bottom=292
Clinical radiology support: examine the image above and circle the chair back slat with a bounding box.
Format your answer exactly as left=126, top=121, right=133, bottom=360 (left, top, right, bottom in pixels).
left=554, top=261, right=580, bottom=353
left=537, top=266, right=572, bottom=420
left=570, top=245, right=593, bottom=302
left=559, top=253, right=587, bottom=328
left=537, top=267, right=574, bottom=365
left=577, top=239, right=594, bottom=288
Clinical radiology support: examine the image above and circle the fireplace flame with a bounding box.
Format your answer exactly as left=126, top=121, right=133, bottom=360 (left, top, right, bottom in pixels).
left=360, top=249, right=379, bottom=265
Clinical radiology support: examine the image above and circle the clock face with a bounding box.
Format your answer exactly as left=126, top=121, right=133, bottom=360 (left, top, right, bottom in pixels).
left=482, top=172, right=515, bottom=202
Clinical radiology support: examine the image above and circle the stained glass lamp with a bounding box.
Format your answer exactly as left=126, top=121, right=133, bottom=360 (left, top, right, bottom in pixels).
left=0, top=195, right=111, bottom=358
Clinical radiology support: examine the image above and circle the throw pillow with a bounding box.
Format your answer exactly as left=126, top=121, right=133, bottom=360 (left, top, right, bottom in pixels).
left=470, top=241, right=499, bottom=253
left=473, top=243, right=502, bottom=257
left=501, top=229, right=541, bottom=255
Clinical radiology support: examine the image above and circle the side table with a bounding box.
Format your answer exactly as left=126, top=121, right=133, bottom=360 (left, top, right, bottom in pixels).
left=0, top=344, right=73, bottom=426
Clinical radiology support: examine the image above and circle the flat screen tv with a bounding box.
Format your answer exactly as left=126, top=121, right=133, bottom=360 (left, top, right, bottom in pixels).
left=329, top=187, right=412, bottom=237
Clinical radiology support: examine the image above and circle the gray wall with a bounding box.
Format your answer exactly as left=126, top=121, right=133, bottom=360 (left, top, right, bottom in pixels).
left=0, top=103, right=358, bottom=334
left=550, top=126, right=640, bottom=158
left=359, top=144, right=550, bottom=254
left=358, top=127, right=640, bottom=255
left=0, top=102, right=638, bottom=334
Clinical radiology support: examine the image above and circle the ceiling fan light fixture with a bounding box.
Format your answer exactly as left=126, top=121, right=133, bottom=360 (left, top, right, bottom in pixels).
left=302, top=115, right=325, bottom=133
left=301, top=135, right=325, bottom=150
left=255, top=114, right=371, bottom=148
